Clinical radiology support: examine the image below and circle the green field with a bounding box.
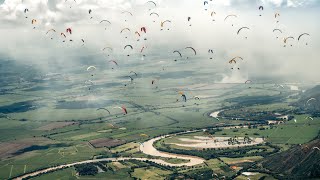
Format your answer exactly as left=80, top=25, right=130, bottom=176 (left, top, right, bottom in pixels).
left=132, top=167, right=172, bottom=180
left=0, top=63, right=318, bottom=179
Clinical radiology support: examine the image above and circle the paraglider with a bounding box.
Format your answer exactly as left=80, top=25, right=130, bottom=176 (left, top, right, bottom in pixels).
left=306, top=98, right=316, bottom=104
left=128, top=76, right=134, bottom=83
left=65, top=0, right=77, bottom=8
left=313, top=147, right=320, bottom=151
left=284, top=36, right=294, bottom=47
left=173, top=50, right=182, bottom=57
left=161, top=20, right=171, bottom=30
left=46, top=29, right=56, bottom=34
left=181, top=94, right=187, bottom=102
left=87, top=66, right=96, bottom=71
left=224, top=15, right=237, bottom=26
left=103, top=47, right=113, bottom=51
left=87, top=66, right=96, bottom=77
left=88, top=9, right=93, bottom=19
left=46, top=29, right=56, bottom=39
left=298, top=33, right=310, bottom=45
left=150, top=12, right=159, bottom=22
left=114, top=106, right=127, bottom=114
left=31, top=19, right=37, bottom=28
left=146, top=1, right=157, bottom=10
left=188, top=17, right=192, bottom=26
left=274, top=84, right=284, bottom=89
left=306, top=116, right=314, bottom=121
left=61, top=33, right=67, bottom=42
left=109, top=60, right=118, bottom=69
left=85, top=80, right=94, bottom=85
left=237, top=27, right=250, bottom=39
left=211, top=11, right=216, bottom=21
left=66, top=28, right=72, bottom=34
left=204, top=1, right=209, bottom=11
left=130, top=71, right=138, bottom=77
left=298, top=33, right=310, bottom=41
left=306, top=98, right=316, bottom=107
left=229, top=56, right=243, bottom=64
left=121, top=28, right=130, bottom=33
left=185, top=47, right=197, bottom=57
left=109, top=60, right=118, bottom=66
left=245, top=80, right=252, bottom=88
left=150, top=12, right=159, bottom=17
left=121, top=28, right=131, bottom=38
left=121, top=106, right=128, bottom=114
left=97, top=108, right=110, bottom=114
left=141, top=27, right=147, bottom=33
left=100, top=20, right=111, bottom=24
left=229, top=57, right=242, bottom=69
left=229, top=59, right=237, bottom=64
left=140, top=46, right=146, bottom=54
left=24, top=8, right=29, bottom=18
left=124, top=45, right=133, bottom=50
left=121, top=11, right=133, bottom=22
left=173, top=51, right=182, bottom=61
left=258, top=6, right=263, bottom=16
left=102, top=47, right=113, bottom=56
left=273, top=29, right=282, bottom=39
left=275, top=13, right=280, bottom=23
left=135, top=31, right=141, bottom=40
left=208, top=49, right=214, bottom=59
left=100, top=20, right=111, bottom=30
left=122, top=11, right=133, bottom=16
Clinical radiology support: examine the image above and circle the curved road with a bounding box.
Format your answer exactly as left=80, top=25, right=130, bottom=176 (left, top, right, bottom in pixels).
left=14, top=134, right=205, bottom=180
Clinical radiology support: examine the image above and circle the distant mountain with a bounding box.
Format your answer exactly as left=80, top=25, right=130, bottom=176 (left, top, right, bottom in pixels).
left=260, top=138, right=320, bottom=178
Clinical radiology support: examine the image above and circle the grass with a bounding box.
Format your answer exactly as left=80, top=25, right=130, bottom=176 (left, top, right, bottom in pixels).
left=163, top=158, right=190, bottom=164
left=213, top=115, right=320, bottom=144
left=31, top=167, right=77, bottom=180
left=202, top=159, right=229, bottom=175
left=0, top=143, right=102, bottom=179
left=220, top=156, right=263, bottom=165
left=131, top=167, right=172, bottom=180
left=90, top=169, right=132, bottom=180
left=110, top=142, right=139, bottom=153
left=0, top=72, right=314, bottom=180
left=69, top=132, right=101, bottom=141
left=235, top=173, right=276, bottom=180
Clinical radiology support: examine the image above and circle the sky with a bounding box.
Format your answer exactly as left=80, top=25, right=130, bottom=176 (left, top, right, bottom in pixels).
left=0, top=0, right=319, bottom=83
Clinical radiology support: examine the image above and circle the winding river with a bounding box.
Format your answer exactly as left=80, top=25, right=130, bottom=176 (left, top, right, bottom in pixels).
left=14, top=133, right=205, bottom=180
left=14, top=111, right=251, bottom=179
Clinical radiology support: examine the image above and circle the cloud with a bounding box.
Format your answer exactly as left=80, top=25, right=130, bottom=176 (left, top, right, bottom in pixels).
left=0, top=0, right=319, bottom=84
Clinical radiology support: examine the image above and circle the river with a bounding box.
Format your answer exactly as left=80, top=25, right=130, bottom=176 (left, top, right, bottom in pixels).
left=14, top=133, right=205, bottom=180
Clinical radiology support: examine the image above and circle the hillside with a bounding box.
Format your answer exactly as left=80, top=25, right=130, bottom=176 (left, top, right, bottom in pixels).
left=293, top=85, right=320, bottom=114
left=260, top=138, right=320, bottom=178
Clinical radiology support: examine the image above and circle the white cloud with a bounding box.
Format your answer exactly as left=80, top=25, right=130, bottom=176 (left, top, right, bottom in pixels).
left=0, top=0, right=319, bottom=83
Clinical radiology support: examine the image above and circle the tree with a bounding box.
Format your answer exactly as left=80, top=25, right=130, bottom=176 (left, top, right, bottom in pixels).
left=75, top=164, right=98, bottom=176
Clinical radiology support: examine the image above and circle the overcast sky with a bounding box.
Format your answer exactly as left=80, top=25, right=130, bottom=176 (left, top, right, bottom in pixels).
left=0, top=0, right=319, bottom=83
